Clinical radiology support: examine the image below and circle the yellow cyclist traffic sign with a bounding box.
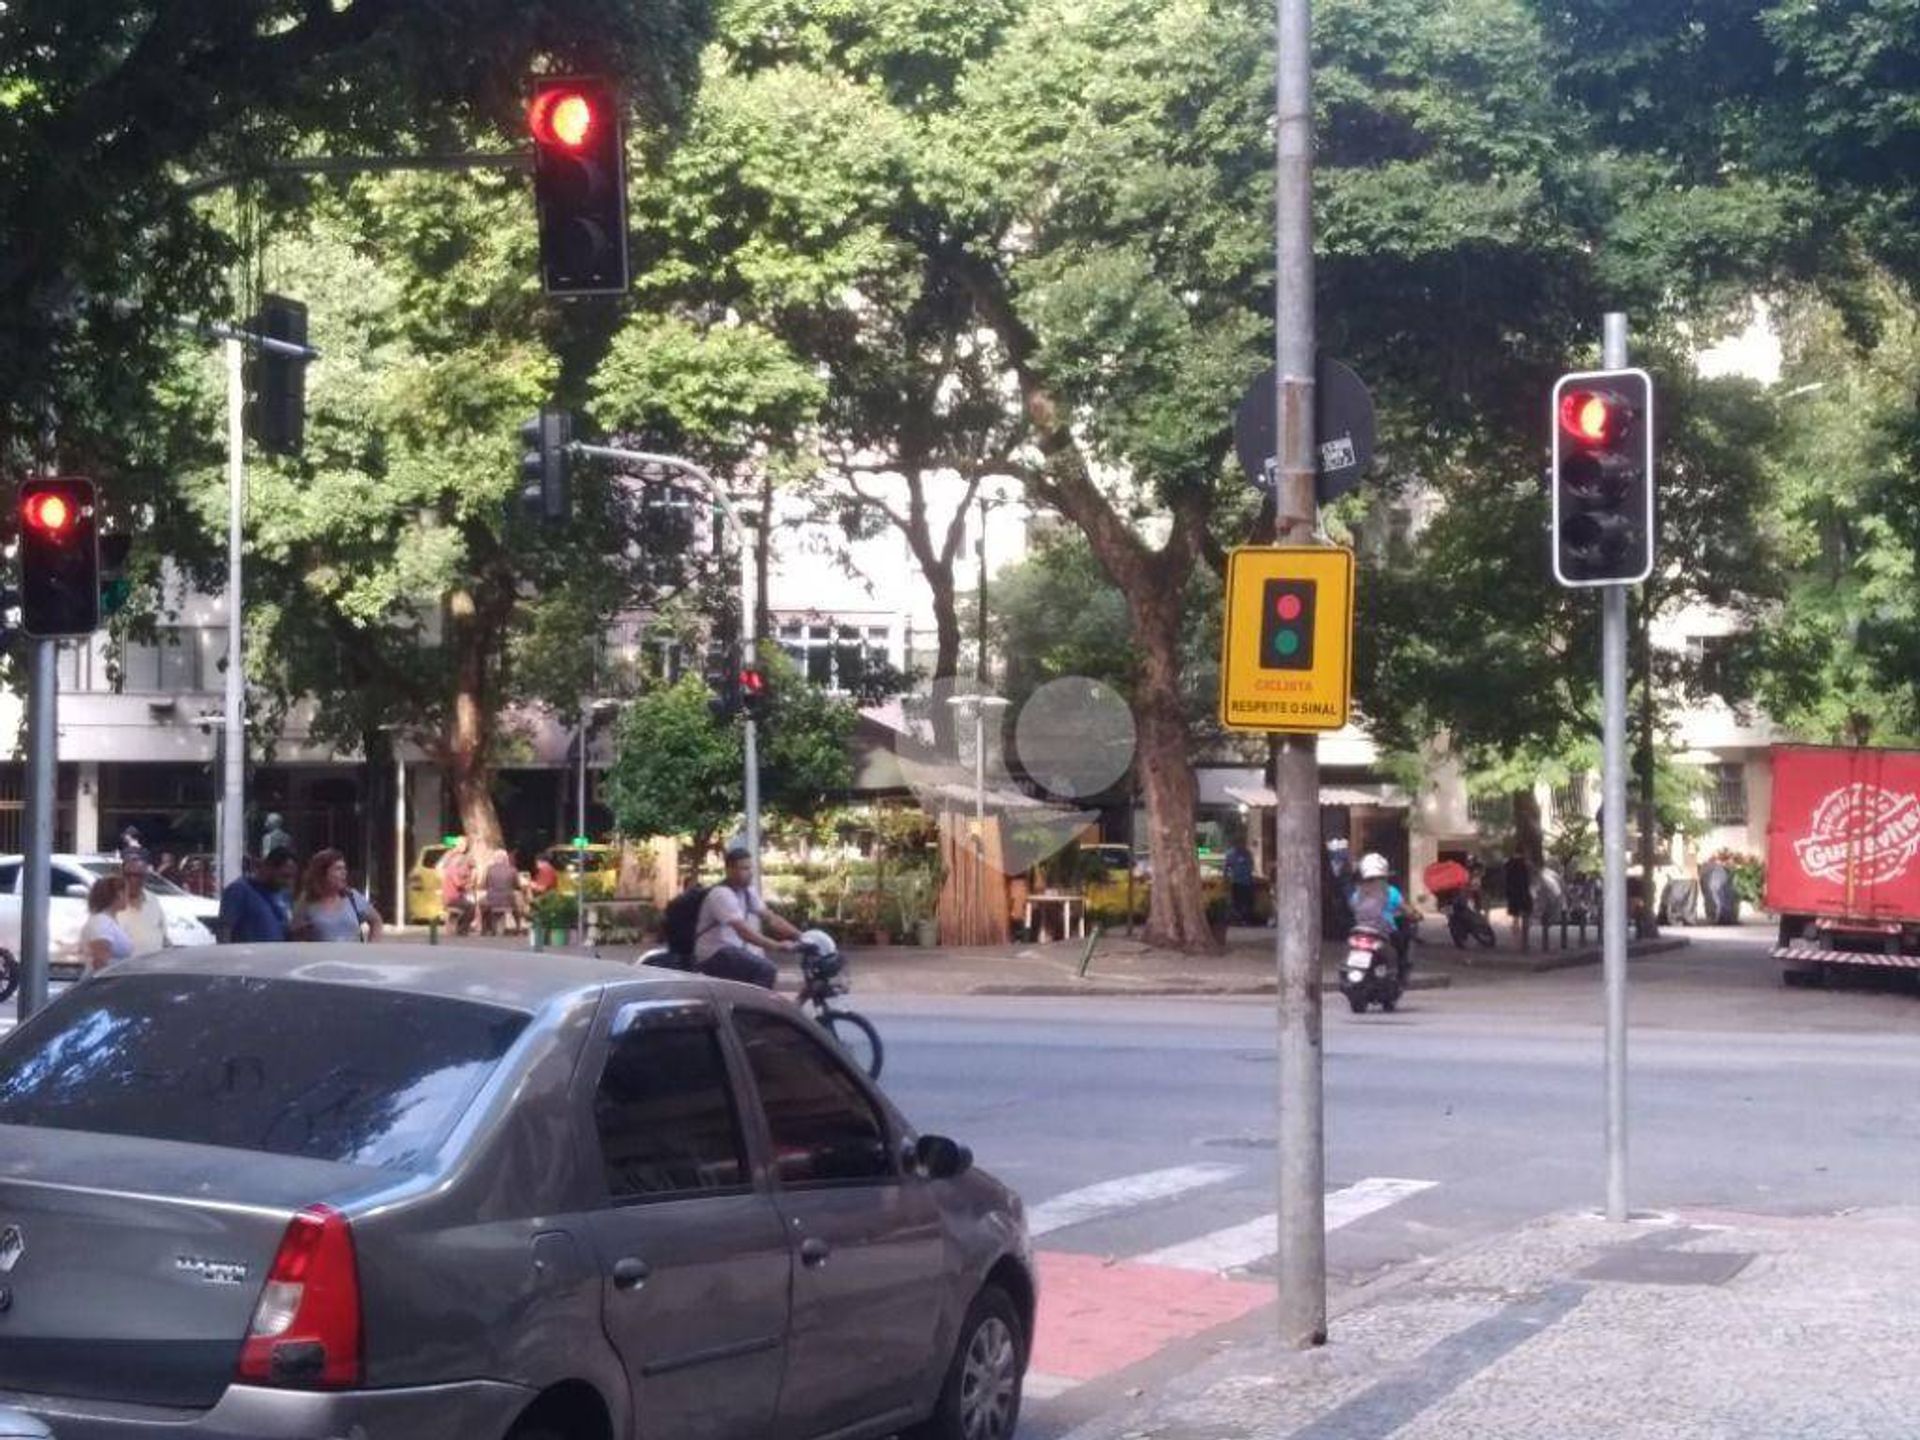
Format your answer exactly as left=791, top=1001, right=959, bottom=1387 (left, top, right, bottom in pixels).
left=1218, top=546, right=1355, bottom=732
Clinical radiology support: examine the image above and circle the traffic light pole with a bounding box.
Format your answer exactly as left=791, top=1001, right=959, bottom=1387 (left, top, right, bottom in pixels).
left=569, top=443, right=762, bottom=888
left=17, top=639, right=58, bottom=1021
left=1272, top=0, right=1327, bottom=1349
left=222, top=337, right=247, bottom=886
left=1601, top=312, right=1631, bottom=1223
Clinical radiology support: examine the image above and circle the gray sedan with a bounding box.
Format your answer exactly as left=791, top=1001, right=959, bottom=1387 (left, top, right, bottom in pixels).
left=0, top=948, right=1033, bottom=1440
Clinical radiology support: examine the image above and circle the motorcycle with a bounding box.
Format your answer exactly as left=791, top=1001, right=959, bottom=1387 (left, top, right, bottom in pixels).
left=1340, top=920, right=1409, bottom=1013
left=640, top=929, right=884, bottom=1079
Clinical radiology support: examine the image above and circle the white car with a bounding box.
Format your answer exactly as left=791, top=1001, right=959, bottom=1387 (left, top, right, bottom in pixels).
left=0, top=853, right=220, bottom=970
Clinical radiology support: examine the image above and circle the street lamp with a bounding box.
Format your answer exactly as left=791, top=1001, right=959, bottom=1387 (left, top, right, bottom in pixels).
left=947, top=693, right=1010, bottom=943
left=574, top=697, right=621, bottom=941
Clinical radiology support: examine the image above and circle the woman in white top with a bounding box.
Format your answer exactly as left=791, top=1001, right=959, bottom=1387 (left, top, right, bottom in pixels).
left=80, top=875, right=136, bottom=974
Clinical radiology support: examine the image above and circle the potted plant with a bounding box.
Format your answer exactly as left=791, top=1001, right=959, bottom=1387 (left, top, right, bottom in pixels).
left=528, top=890, right=577, bottom=949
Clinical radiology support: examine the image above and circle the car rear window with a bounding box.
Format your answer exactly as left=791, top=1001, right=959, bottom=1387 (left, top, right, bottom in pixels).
left=0, top=974, right=528, bottom=1170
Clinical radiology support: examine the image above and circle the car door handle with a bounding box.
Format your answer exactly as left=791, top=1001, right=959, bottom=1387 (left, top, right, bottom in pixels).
left=799, top=1237, right=831, bottom=1268
left=611, top=1257, right=651, bottom=1289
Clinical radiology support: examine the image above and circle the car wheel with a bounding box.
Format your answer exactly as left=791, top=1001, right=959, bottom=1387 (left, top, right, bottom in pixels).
left=0, top=948, right=17, bottom=1003
left=908, top=1285, right=1023, bottom=1440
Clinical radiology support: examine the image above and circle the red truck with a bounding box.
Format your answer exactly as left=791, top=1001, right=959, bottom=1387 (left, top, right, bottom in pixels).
left=1768, top=744, right=1920, bottom=983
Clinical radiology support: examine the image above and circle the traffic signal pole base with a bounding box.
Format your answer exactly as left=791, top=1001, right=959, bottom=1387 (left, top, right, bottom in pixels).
left=17, top=639, right=57, bottom=1020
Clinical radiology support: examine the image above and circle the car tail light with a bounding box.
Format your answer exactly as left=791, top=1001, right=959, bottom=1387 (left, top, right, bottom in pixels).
left=238, top=1205, right=362, bottom=1389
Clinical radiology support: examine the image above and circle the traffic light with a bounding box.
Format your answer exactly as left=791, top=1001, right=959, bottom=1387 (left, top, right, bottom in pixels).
left=244, top=294, right=309, bottom=456
left=1551, top=368, right=1654, bottom=587
left=518, top=407, right=573, bottom=522
left=740, top=665, right=771, bottom=722
left=1258, top=578, right=1316, bottom=671
left=528, top=77, right=629, bottom=295
left=705, top=637, right=742, bottom=720
left=18, top=478, right=100, bottom=638
left=98, top=534, right=133, bottom=618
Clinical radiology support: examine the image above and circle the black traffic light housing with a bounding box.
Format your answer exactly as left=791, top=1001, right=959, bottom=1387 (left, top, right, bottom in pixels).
left=528, top=77, right=630, bottom=296
left=1551, top=368, right=1655, bottom=587
left=244, top=294, right=309, bottom=456
left=18, top=477, right=100, bottom=638
left=518, top=407, right=573, bottom=522
left=740, top=664, right=771, bottom=722
left=1257, top=578, right=1317, bottom=672
left=705, top=636, right=742, bottom=720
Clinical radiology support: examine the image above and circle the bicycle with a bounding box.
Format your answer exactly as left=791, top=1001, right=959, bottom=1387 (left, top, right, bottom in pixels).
left=796, top=938, right=884, bottom=1081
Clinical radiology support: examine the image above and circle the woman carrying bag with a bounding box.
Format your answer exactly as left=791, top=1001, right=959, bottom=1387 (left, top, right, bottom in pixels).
left=291, top=848, right=386, bottom=942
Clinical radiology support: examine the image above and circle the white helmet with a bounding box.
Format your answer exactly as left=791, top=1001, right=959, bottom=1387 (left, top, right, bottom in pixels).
left=799, top=928, right=838, bottom=957
left=1358, top=853, right=1391, bottom=880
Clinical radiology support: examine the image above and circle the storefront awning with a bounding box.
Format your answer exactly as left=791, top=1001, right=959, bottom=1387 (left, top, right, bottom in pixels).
left=1224, top=783, right=1410, bottom=810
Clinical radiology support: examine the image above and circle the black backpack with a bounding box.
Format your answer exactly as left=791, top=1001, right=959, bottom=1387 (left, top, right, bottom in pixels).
left=661, top=884, right=712, bottom=958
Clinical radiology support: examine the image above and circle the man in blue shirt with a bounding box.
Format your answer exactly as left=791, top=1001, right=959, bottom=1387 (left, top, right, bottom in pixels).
left=218, top=847, right=298, bottom=943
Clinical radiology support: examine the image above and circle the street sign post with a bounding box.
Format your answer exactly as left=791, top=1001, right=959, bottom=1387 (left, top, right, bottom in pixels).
left=1218, top=546, right=1355, bottom=733
left=1233, top=358, right=1376, bottom=503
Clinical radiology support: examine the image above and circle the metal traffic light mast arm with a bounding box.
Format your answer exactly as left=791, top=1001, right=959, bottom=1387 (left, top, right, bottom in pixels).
left=569, top=441, right=763, bottom=888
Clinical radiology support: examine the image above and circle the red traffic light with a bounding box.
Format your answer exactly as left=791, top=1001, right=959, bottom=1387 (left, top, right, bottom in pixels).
left=22, top=491, right=74, bottom=534
left=1559, top=389, right=1625, bottom=446
left=529, top=86, right=597, bottom=150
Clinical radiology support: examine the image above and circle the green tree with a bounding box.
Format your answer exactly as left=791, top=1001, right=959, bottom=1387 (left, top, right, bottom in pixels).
left=605, top=659, right=856, bottom=870
left=0, top=0, right=706, bottom=517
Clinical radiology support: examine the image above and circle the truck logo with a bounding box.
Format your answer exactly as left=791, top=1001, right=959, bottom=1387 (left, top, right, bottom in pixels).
left=1795, top=784, right=1920, bottom=887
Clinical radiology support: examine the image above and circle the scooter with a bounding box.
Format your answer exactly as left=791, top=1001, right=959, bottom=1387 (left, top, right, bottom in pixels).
left=1340, top=919, right=1409, bottom=1013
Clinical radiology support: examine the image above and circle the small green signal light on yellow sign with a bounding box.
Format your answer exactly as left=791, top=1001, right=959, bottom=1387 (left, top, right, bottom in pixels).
left=1219, top=546, right=1354, bottom=733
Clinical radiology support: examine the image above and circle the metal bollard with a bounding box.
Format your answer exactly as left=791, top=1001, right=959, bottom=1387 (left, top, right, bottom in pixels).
left=427, top=918, right=440, bottom=946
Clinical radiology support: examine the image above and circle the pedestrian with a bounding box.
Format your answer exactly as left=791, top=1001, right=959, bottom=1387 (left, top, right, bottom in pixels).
left=218, top=847, right=300, bottom=943
left=481, top=847, right=524, bottom=936
left=693, top=845, right=804, bottom=989
left=79, top=875, right=135, bottom=974
left=437, top=836, right=476, bottom=935
left=291, top=848, right=385, bottom=942
left=529, top=850, right=559, bottom=898
left=114, top=844, right=172, bottom=956
left=1503, top=848, right=1534, bottom=948
left=1223, top=838, right=1257, bottom=925
left=156, top=850, right=181, bottom=885
left=261, top=812, right=295, bottom=858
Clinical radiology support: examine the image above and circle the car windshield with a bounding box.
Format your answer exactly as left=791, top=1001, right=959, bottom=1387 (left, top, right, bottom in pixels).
left=81, top=861, right=187, bottom=897
left=0, top=974, right=529, bottom=1170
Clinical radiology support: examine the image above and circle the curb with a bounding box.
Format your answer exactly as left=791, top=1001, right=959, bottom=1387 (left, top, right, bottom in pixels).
left=967, top=972, right=1454, bottom=998
left=1466, top=935, right=1691, bottom=973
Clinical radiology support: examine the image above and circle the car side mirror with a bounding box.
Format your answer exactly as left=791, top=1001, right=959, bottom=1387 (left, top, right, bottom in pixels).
left=913, top=1134, right=973, bottom=1181
left=65, top=883, right=90, bottom=899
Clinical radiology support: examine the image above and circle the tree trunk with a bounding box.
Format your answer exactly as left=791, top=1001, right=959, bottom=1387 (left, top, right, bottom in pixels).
left=1132, top=585, right=1217, bottom=952
left=1511, top=788, right=1545, bottom=871
left=443, top=585, right=505, bottom=850
left=929, top=562, right=963, bottom=753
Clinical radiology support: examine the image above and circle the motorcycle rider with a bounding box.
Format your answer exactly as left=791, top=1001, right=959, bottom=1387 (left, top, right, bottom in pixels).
left=1349, top=852, right=1417, bottom=974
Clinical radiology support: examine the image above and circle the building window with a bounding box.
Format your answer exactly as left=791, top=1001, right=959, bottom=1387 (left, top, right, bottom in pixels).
left=117, top=627, right=223, bottom=693
left=1550, top=774, right=1589, bottom=825
left=1468, top=791, right=1509, bottom=829
left=1704, top=763, right=1747, bottom=825
left=776, top=619, right=890, bottom=693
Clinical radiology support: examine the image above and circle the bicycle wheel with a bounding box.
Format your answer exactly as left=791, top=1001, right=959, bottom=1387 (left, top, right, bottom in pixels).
left=820, top=1008, right=884, bottom=1080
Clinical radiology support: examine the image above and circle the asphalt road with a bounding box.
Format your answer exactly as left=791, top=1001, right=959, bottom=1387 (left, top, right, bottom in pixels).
left=855, top=931, right=1920, bottom=1434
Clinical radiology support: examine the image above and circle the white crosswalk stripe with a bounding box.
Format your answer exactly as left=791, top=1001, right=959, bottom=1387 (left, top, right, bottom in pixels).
left=1027, top=1163, right=1242, bottom=1238
left=1137, top=1176, right=1437, bottom=1273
